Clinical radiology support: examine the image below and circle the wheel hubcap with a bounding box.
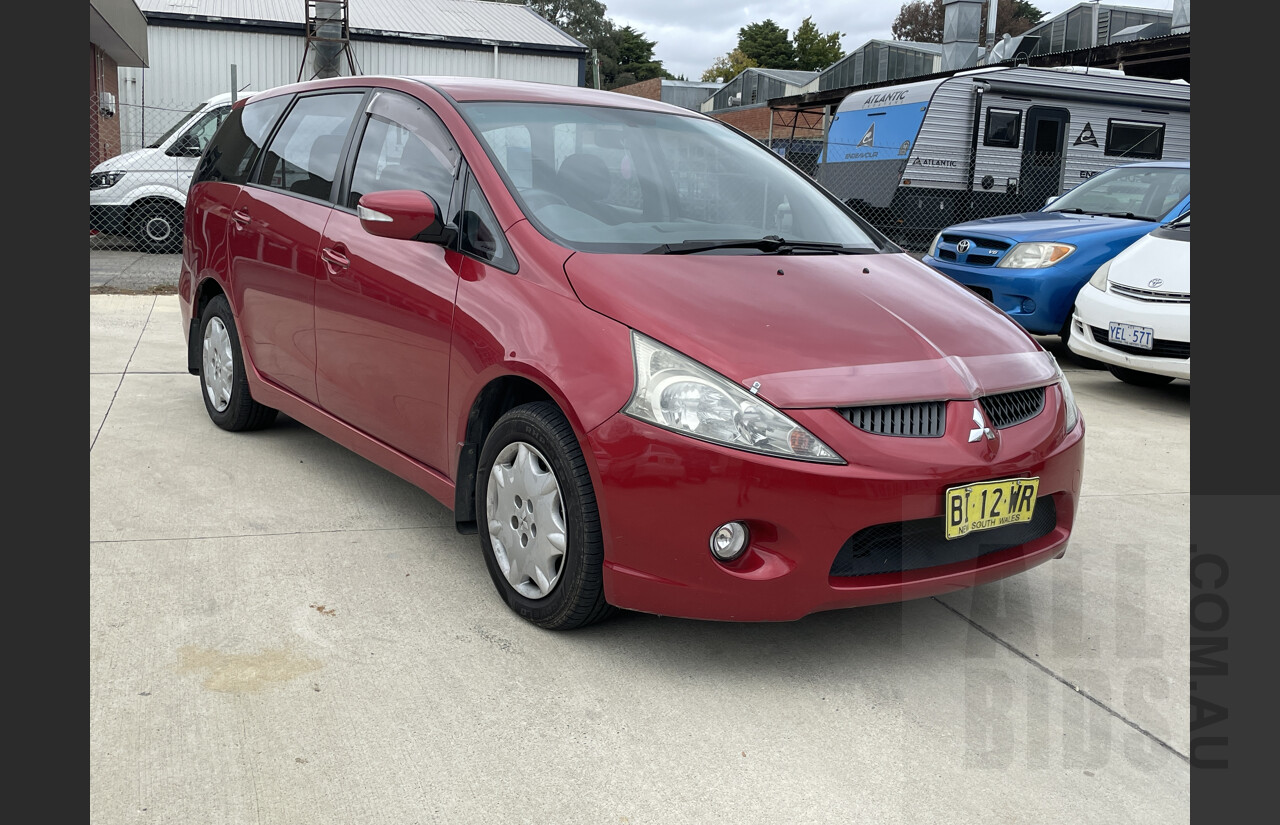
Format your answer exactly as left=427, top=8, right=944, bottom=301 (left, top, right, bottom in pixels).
left=146, top=217, right=172, bottom=242
left=202, top=317, right=234, bottom=412
left=486, top=441, right=567, bottom=599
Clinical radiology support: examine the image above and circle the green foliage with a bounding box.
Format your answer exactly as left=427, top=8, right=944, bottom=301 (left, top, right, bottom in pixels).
left=737, top=19, right=796, bottom=69
left=891, top=0, right=1045, bottom=44
left=609, top=25, right=674, bottom=88
left=793, top=16, right=845, bottom=71
left=891, top=0, right=944, bottom=43
left=701, top=49, right=758, bottom=83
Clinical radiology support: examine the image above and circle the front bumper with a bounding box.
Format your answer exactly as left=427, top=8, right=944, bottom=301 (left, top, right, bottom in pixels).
left=586, top=390, right=1085, bottom=621
left=923, top=255, right=1086, bottom=336
left=1068, top=286, right=1191, bottom=380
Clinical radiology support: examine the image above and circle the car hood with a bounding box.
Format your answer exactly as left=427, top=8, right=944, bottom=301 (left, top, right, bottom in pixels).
left=1106, top=233, right=1191, bottom=294
left=92, top=146, right=170, bottom=174
left=942, top=211, right=1157, bottom=244
left=563, top=251, right=1057, bottom=409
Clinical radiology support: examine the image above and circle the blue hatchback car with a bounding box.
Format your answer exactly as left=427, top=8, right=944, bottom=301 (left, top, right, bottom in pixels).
left=921, top=161, right=1190, bottom=343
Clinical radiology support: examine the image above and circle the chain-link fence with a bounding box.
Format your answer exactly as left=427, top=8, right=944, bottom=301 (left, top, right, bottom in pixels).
left=774, top=140, right=1117, bottom=253
left=89, top=92, right=228, bottom=253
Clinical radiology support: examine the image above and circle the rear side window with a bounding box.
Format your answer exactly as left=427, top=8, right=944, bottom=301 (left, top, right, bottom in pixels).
left=256, top=92, right=365, bottom=200
left=193, top=96, right=289, bottom=185
left=1105, top=120, right=1165, bottom=159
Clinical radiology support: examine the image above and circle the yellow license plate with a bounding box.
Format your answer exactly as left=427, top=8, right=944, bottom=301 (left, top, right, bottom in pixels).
left=944, top=477, right=1040, bottom=540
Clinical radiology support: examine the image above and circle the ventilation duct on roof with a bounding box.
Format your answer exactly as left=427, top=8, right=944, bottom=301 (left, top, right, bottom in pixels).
left=942, top=0, right=984, bottom=71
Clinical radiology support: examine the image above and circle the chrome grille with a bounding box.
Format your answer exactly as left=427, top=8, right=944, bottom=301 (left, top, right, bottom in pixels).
left=1110, top=283, right=1191, bottom=304
left=842, top=402, right=946, bottom=437
left=979, top=387, right=1046, bottom=429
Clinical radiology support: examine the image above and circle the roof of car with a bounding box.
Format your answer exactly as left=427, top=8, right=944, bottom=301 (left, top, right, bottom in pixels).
left=412, top=76, right=702, bottom=115
left=241, top=75, right=705, bottom=120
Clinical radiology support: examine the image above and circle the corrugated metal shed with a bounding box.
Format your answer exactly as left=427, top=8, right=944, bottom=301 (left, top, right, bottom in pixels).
left=660, top=80, right=723, bottom=112
left=116, top=1, right=589, bottom=150
left=1018, top=2, right=1173, bottom=55
left=815, top=40, right=942, bottom=92
left=702, top=68, right=817, bottom=113
left=135, top=0, right=585, bottom=49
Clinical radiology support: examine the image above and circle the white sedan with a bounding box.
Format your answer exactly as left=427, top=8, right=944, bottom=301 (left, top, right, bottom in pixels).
left=1067, top=211, right=1190, bottom=386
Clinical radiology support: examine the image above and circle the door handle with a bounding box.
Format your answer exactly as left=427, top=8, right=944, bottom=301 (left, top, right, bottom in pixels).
left=321, top=246, right=350, bottom=272
left=231, top=209, right=250, bottom=228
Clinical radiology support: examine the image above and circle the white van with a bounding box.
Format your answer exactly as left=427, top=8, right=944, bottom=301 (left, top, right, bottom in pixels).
left=90, top=92, right=247, bottom=253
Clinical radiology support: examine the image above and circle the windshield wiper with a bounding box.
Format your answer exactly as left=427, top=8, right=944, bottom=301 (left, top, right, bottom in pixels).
left=646, top=235, right=869, bottom=255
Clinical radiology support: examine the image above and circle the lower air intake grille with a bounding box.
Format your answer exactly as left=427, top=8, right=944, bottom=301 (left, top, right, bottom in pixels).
left=980, top=387, right=1046, bottom=429
left=829, top=497, right=1057, bottom=577
left=842, top=402, right=946, bottom=437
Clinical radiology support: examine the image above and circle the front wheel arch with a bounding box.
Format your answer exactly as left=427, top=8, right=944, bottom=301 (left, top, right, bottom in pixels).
left=454, top=376, right=555, bottom=533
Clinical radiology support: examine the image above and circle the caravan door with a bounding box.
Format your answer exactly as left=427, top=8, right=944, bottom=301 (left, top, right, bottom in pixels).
left=1019, top=106, right=1069, bottom=211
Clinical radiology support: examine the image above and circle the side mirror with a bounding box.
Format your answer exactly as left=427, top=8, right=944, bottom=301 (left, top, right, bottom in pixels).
left=1044, top=195, right=1059, bottom=206
left=357, top=189, right=452, bottom=244
left=171, top=134, right=203, bottom=157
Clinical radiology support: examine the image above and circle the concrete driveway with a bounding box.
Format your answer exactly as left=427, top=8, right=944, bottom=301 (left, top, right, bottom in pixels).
left=90, top=292, right=1190, bottom=824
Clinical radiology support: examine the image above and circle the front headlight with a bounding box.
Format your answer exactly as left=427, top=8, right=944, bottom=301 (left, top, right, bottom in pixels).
left=624, top=332, right=845, bottom=464
left=1087, top=259, right=1112, bottom=291
left=929, top=230, right=943, bottom=256
left=90, top=170, right=127, bottom=190
left=998, top=242, right=1075, bottom=269
left=1049, top=353, right=1080, bottom=434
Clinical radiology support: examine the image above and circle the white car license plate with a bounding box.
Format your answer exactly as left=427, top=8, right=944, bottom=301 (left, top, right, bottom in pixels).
left=1108, top=321, right=1154, bottom=350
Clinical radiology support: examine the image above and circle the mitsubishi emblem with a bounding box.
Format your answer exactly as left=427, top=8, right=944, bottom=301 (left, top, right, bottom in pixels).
left=968, top=407, right=996, bottom=442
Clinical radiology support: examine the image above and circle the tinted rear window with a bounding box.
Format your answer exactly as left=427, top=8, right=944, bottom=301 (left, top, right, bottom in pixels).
left=193, top=95, right=290, bottom=186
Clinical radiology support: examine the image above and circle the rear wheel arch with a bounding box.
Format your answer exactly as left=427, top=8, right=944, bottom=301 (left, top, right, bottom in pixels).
left=187, top=279, right=228, bottom=375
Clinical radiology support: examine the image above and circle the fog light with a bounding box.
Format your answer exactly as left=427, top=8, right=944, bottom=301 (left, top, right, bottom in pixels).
left=1020, top=298, right=1036, bottom=314
left=709, top=521, right=749, bottom=562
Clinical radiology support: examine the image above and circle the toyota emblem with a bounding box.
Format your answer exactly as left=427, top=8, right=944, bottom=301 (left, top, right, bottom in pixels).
left=957, top=239, right=971, bottom=253
left=1148, top=278, right=1164, bottom=288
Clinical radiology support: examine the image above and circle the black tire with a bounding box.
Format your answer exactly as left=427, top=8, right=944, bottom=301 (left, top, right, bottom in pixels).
left=1058, top=315, right=1074, bottom=348
left=476, top=402, right=614, bottom=630
left=133, top=201, right=183, bottom=254
left=198, top=295, right=278, bottom=431
left=1107, top=365, right=1176, bottom=387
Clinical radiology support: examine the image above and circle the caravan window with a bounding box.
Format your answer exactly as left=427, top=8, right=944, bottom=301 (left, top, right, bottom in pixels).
left=984, top=109, right=1022, bottom=148
left=1105, top=120, right=1165, bottom=159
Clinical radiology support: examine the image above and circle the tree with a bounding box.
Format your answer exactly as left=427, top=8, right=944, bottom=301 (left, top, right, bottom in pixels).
left=793, top=16, right=845, bottom=71
left=891, top=0, right=944, bottom=43
left=891, top=1, right=1044, bottom=45
left=993, top=1, right=1044, bottom=39
left=610, top=25, right=674, bottom=88
left=701, top=49, right=757, bottom=83
left=499, top=0, right=618, bottom=86
left=737, top=19, right=796, bottom=69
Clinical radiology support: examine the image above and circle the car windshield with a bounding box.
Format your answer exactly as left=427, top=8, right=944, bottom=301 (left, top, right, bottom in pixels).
left=459, top=101, right=883, bottom=254
left=1044, top=165, right=1190, bottom=222
left=147, top=101, right=212, bottom=149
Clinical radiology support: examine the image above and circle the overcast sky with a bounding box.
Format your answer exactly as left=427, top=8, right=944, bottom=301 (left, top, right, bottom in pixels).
left=596, top=0, right=1180, bottom=82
